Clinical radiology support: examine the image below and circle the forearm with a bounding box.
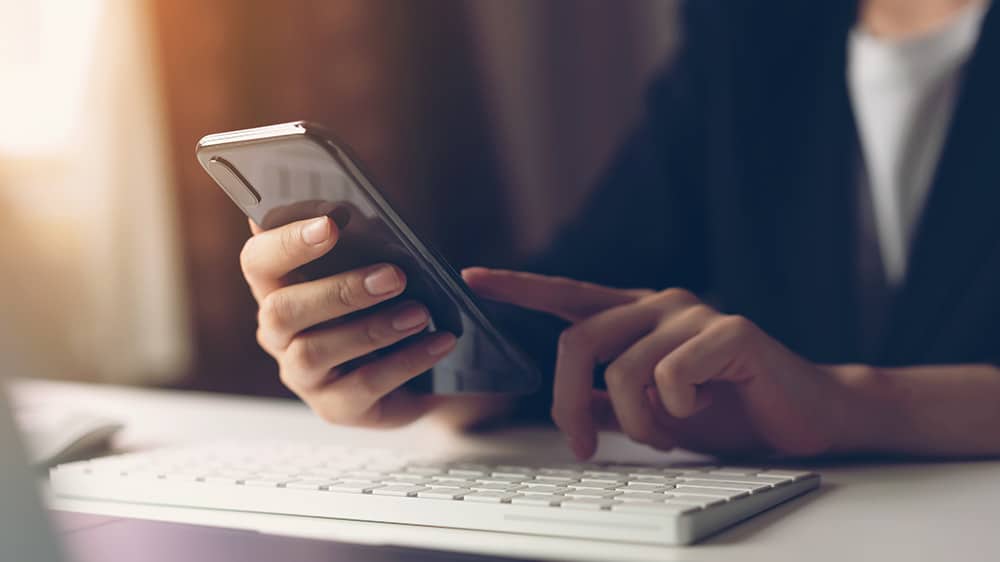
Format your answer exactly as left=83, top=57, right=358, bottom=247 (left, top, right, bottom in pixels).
left=832, top=363, right=1000, bottom=457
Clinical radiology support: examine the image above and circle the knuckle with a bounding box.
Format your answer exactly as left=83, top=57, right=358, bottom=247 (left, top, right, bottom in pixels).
left=716, top=314, right=755, bottom=336
left=279, top=226, right=302, bottom=260
left=287, top=337, right=324, bottom=373
left=342, top=369, right=380, bottom=404
left=258, top=291, right=294, bottom=334
left=277, top=364, right=298, bottom=391
left=361, top=314, right=393, bottom=346
left=686, top=303, right=714, bottom=318
left=653, top=358, right=676, bottom=386
left=239, top=237, right=259, bottom=276
left=674, top=303, right=714, bottom=323
left=661, top=287, right=696, bottom=303
left=255, top=327, right=277, bottom=355
left=557, top=326, right=591, bottom=353
left=603, top=363, right=629, bottom=389
left=330, top=278, right=362, bottom=310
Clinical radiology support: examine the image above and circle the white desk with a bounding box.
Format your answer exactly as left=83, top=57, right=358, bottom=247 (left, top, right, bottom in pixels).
left=14, top=379, right=1000, bottom=562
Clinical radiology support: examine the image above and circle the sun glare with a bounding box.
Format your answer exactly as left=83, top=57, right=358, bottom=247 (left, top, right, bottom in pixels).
left=0, top=0, right=105, bottom=156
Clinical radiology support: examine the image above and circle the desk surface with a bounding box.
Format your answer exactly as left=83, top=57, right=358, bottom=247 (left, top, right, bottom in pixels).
left=13, top=379, right=1000, bottom=562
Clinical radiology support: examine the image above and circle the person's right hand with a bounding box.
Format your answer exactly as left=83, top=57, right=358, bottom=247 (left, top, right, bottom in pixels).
left=240, top=216, right=460, bottom=428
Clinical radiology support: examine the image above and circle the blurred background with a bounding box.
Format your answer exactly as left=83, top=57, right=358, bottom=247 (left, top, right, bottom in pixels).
left=0, top=0, right=678, bottom=397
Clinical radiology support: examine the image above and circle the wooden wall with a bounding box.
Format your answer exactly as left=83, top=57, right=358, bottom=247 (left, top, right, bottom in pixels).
left=149, top=0, right=509, bottom=395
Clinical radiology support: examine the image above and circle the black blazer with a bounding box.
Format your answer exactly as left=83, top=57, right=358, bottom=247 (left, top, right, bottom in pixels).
left=502, top=0, right=1000, bottom=411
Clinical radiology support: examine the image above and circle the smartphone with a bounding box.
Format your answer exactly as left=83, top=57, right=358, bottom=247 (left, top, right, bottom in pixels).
left=196, top=121, right=540, bottom=394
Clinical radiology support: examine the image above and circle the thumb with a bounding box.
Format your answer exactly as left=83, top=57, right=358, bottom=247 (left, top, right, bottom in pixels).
left=461, top=267, right=641, bottom=322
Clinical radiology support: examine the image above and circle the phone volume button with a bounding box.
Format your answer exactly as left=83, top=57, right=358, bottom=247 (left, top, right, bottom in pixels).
left=208, top=157, right=261, bottom=207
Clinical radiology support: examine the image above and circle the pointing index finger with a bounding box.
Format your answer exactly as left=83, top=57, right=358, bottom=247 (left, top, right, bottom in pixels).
left=462, top=268, right=641, bottom=322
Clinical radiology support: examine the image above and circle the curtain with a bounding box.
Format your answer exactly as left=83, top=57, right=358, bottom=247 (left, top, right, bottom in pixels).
left=0, top=0, right=190, bottom=384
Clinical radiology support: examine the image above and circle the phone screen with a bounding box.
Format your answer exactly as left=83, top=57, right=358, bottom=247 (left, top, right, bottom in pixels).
left=197, top=123, right=540, bottom=394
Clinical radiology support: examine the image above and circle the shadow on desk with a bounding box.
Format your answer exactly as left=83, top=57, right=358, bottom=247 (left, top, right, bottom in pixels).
left=703, top=482, right=835, bottom=545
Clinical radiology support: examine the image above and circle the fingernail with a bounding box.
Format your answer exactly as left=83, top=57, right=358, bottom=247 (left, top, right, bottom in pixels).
left=426, top=333, right=456, bottom=356
left=364, top=265, right=402, bottom=295
left=392, top=305, right=428, bottom=331
left=302, top=217, right=330, bottom=245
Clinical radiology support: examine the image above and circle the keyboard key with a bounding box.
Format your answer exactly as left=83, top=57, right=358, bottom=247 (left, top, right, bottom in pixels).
left=327, top=482, right=382, bottom=494
left=618, top=492, right=667, bottom=503
left=665, top=495, right=726, bottom=508
left=372, top=485, right=427, bottom=497
left=758, top=470, right=813, bottom=482
left=470, top=483, right=521, bottom=492
left=627, top=476, right=679, bottom=485
left=622, top=482, right=671, bottom=492
left=388, top=473, right=431, bottom=482
left=243, top=477, right=290, bottom=487
left=671, top=488, right=748, bottom=500
left=677, top=481, right=767, bottom=493
left=708, top=468, right=762, bottom=477
left=379, top=478, right=429, bottom=487
left=476, top=476, right=526, bottom=485
left=492, top=470, right=534, bottom=479
left=433, top=475, right=476, bottom=484
left=678, top=474, right=777, bottom=486
left=565, top=489, right=618, bottom=498
left=569, top=482, right=616, bottom=491
left=510, top=494, right=563, bottom=507
left=285, top=480, right=334, bottom=490
left=463, top=491, right=516, bottom=503
left=579, top=477, right=626, bottom=486
left=561, top=498, right=619, bottom=511
left=417, top=489, right=467, bottom=500
left=521, top=483, right=568, bottom=493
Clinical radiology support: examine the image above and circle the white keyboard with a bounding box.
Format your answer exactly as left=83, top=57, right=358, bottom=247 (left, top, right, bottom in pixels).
left=50, top=442, right=820, bottom=545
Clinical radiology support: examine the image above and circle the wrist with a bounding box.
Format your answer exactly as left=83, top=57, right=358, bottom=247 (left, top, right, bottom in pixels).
left=825, top=363, right=896, bottom=454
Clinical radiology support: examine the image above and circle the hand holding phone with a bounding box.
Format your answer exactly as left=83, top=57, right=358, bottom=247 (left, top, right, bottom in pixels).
left=241, top=215, right=488, bottom=427
left=198, top=122, right=539, bottom=427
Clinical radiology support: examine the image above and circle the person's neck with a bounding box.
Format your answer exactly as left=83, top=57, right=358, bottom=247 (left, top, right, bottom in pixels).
left=860, top=0, right=982, bottom=39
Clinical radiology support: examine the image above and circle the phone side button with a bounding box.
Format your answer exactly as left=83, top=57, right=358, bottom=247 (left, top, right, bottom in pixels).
left=208, top=157, right=261, bottom=207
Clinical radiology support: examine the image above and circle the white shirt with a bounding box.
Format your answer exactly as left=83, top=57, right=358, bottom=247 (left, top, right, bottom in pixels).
left=847, top=2, right=988, bottom=288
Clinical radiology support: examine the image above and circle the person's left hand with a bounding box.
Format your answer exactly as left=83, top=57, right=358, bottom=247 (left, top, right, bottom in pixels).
left=463, top=268, right=855, bottom=460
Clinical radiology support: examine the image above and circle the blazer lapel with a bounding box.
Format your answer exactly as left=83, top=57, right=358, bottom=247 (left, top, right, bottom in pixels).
left=881, top=3, right=1000, bottom=364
